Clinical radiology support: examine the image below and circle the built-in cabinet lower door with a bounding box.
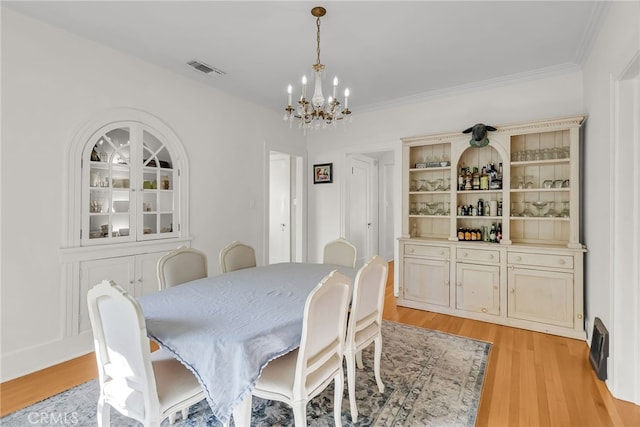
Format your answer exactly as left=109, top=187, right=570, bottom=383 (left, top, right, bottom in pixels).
left=403, top=257, right=450, bottom=307
left=79, top=256, right=135, bottom=334
left=134, top=252, right=162, bottom=296
left=78, top=252, right=163, bottom=334
left=507, top=267, right=574, bottom=327
left=456, top=263, right=500, bottom=315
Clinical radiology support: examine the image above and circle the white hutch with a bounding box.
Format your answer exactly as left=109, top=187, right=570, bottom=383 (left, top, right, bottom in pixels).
left=398, top=116, right=586, bottom=339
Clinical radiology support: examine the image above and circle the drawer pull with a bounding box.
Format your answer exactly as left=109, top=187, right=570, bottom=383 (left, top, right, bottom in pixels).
left=488, top=254, right=494, bottom=259
left=407, top=248, right=414, bottom=253
left=515, top=256, right=522, bottom=261
left=509, top=288, right=515, bottom=293
left=462, top=252, right=468, bottom=257
left=481, top=308, right=488, bottom=313
left=439, top=251, right=445, bottom=256
left=558, top=259, right=566, bottom=265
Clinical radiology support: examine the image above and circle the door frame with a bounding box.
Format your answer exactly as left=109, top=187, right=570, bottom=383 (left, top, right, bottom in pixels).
left=263, top=141, right=307, bottom=264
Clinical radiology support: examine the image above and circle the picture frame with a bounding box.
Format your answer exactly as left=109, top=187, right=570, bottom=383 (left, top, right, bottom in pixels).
left=313, top=163, right=333, bottom=184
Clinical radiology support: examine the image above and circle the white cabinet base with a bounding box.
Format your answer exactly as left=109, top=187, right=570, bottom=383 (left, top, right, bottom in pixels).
left=398, top=239, right=585, bottom=340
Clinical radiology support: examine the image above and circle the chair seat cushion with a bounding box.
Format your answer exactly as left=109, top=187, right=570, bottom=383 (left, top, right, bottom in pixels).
left=151, top=349, right=205, bottom=413
left=254, top=350, right=298, bottom=399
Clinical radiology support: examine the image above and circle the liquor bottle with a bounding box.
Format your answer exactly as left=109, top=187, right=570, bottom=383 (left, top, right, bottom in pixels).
left=458, top=168, right=466, bottom=191
left=480, top=167, right=489, bottom=190
left=477, top=198, right=484, bottom=216
left=497, top=199, right=503, bottom=216
left=489, top=223, right=497, bottom=242
left=497, top=223, right=502, bottom=242
left=472, top=167, right=480, bottom=190
left=464, top=168, right=473, bottom=190
left=457, top=228, right=465, bottom=240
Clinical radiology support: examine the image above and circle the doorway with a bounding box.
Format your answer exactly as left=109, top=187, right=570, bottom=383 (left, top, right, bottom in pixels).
left=269, top=151, right=304, bottom=264
left=345, top=150, right=396, bottom=266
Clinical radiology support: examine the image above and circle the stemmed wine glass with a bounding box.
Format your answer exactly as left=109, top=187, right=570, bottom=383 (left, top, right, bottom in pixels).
left=532, top=201, right=548, bottom=217
left=546, top=201, right=558, bottom=217
left=521, top=201, right=534, bottom=217
left=560, top=201, right=570, bottom=217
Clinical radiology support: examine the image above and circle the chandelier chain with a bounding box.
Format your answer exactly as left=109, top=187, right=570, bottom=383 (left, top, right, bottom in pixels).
left=316, top=16, right=321, bottom=66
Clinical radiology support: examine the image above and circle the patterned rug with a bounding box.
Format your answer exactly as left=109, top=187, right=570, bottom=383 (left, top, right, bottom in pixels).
left=2, top=321, right=490, bottom=426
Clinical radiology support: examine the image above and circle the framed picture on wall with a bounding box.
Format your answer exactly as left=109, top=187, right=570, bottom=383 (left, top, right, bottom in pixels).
left=313, top=163, right=333, bottom=184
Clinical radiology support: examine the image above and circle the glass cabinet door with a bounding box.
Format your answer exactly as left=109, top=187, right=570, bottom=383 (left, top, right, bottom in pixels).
left=139, top=130, right=177, bottom=240
left=82, top=123, right=178, bottom=246
left=85, top=127, right=133, bottom=243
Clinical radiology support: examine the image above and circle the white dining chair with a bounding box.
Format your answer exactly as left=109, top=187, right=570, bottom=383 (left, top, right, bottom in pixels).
left=87, top=280, right=205, bottom=427
left=157, top=246, right=208, bottom=289
left=323, top=237, right=357, bottom=268
left=219, top=240, right=256, bottom=273
left=249, top=270, right=351, bottom=427
left=344, top=255, right=389, bottom=422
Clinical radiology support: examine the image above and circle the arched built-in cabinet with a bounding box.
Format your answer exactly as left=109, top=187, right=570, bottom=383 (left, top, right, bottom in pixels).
left=61, top=109, right=191, bottom=336
left=399, top=116, right=586, bottom=339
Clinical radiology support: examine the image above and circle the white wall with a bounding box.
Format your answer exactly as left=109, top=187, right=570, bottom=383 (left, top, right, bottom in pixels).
left=0, top=8, right=301, bottom=380
left=582, top=1, right=640, bottom=405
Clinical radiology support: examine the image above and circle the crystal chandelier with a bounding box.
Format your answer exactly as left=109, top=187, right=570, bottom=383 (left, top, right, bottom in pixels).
left=284, top=6, right=351, bottom=131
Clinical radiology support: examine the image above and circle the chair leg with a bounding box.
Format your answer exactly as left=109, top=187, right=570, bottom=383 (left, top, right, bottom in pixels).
left=356, top=349, right=364, bottom=369
left=346, top=353, right=359, bottom=423
left=96, top=397, right=110, bottom=427
left=333, top=371, right=344, bottom=427
left=292, top=400, right=307, bottom=427
left=374, top=335, right=385, bottom=393
left=169, top=412, right=177, bottom=424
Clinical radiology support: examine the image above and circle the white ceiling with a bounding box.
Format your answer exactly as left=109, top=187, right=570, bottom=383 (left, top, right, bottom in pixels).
left=3, top=1, right=607, bottom=114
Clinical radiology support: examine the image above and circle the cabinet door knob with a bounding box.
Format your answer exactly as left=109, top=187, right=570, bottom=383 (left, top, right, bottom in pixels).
left=445, top=280, right=450, bottom=286
left=481, top=308, right=488, bottom=313
left=577, top=314, right=583, bottom=319
left=493, top=285, right=498, bottom=290
left=509, top=288, right=515, bottom=293
left=129, top=280, right=134, bottom=284
left=457, top=282, right=462, bottom=287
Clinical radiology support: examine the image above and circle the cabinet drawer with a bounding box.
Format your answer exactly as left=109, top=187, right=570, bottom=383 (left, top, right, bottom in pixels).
left=508, top=252, right=573, bottom=269
left=457, top=248, right=500, bottom=263
left=404, top=244, right=450, bottom=259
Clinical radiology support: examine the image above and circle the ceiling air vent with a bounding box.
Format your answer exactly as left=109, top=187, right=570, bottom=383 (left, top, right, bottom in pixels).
left=187, top=60, right=226, bottom=76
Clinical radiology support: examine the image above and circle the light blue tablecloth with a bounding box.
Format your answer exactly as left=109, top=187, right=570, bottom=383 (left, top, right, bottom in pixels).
left=137, top=262, right=356, bottom=424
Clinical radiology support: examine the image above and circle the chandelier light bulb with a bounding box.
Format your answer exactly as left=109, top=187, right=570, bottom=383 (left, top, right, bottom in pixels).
left=287, top=84, right=292, bottom=106
left=344, top=88, right=350, bottom=109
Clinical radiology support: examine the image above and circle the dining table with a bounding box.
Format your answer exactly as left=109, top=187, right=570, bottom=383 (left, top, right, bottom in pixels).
left=137, top=262, right=357, bottom=425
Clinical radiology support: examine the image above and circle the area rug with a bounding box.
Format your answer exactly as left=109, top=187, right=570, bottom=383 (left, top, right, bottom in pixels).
left=1, top=321, right=490, bottom=426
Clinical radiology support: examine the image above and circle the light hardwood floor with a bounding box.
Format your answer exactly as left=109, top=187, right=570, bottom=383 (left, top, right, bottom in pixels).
left=2, top=262, right=639, bottom=425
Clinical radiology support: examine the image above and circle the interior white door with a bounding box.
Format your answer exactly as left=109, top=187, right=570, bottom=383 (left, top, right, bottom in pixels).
left=269, top=152, right=291, bottom=263
left=348, top=155, right=377, bottom=266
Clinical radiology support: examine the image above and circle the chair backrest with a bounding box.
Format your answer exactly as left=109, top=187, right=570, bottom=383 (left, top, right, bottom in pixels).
left=87, top=280, right=159, bottom=421
left=323, top=238, right=357, bottom=268
left=219, top=241, right=256, bottom=273
left=346, top=256, right=388, bottom=346
left=294, top=270, right=351, bottom=398
left=157, top=246, right=208, bottom=289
